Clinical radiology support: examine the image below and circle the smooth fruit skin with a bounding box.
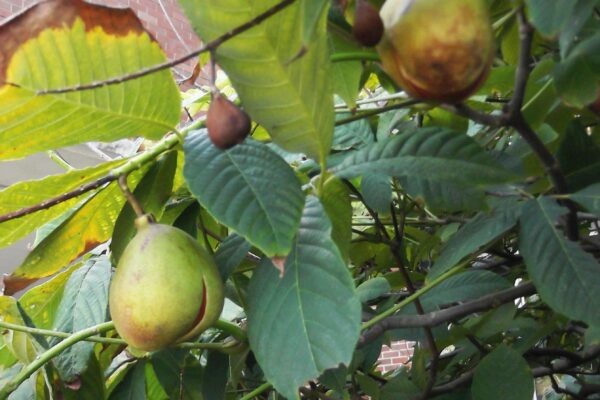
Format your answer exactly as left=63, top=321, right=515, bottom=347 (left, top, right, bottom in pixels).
left=109, top=217, right=224, bottom=351
left=206, top=93, right=251, bottom=150
left=377, top=0, right=495, bottom=103
left=353, top=0, right=384, bottom=47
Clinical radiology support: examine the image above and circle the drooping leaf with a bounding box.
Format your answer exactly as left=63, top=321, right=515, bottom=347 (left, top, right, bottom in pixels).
left=553, top=33, right=600, bottom=108
left=202, top=351, right=229, bottom=400
left=150, top=349, right=203, bottom=400
left=333, top=128, right=517, bottom=186
left=429, top=200, right=522, bottom=280
left=183, top=130, right=305, bottom=257
left=329, top=27, right=365, bottom=108
left=4, top=168, right=145, bottom=294
left=0, top=297, right=37, bottom=365
left=320, top=176, right=352, bottom=262
left=110, top=361, right=147, bottom=400
left=356, top=277, right=391, bottom=304
left=110, top=151, right=177, bottom=263
left=0, top=0, right=180, bottom=161
left=63, top=355, right=106, bottom=400
left=333, top=114, right=374, bottom=150
left=556, top=121, right=600, bottom=191
left=18, top=263, right=80, bottom=329
left=0, top=160, right=122, bottom=249
left=471, top=344, right=533, bottom=400
left=179, top=0, right=334, bottom=162
left=361, top=173, right=392, bottom=215
left=571, top=183, right=600, bottom=216
left=214, top=233, right=252, bottom=281
left=247, top=196, right=361, bottom=399
left=399, top=177, right=487, bottom=212
left=520, top=198, right=600, bottom=325
left=50, top=256, right=111, bottom=382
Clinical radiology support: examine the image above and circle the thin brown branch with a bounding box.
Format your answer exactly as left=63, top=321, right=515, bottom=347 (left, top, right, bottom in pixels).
left=0, top=175, right=115, bottom=224
left=36, top=0, right=296, bottom=95
left=359, top=282, right=535, bottom=345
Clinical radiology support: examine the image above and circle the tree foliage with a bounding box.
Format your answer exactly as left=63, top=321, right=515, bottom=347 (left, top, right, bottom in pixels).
left=0, top=0, right=599, bottom=399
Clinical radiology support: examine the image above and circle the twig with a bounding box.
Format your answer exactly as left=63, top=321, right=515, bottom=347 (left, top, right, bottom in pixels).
left=335, top=99, right=422, bottom=126
left=0, top=321, right=115, bottom=400
left=239, top=382, right=273, bottom=400
left=0, top=118, right=204, bottom=225
left=359, top=282, right=535, bottom=345
left=36, top=0, right=296, bottom=95
left=118, top=175, right=146, bottom=218
left=389, top=200, right=439, bottom=399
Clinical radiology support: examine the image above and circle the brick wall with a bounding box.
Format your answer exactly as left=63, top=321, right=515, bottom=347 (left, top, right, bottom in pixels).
left=0, top=0, right=415, bottom=375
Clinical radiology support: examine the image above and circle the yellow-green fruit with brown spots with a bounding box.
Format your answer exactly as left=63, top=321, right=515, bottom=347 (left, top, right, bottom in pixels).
left=109, top=215, right=224, bottom=352
left=377, top=0, right=495, bottom=103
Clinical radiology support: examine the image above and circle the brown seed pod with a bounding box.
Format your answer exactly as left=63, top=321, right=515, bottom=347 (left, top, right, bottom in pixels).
left=353, top=0, right=384, bottom=47
left=206, top=93, right=251, bottom=150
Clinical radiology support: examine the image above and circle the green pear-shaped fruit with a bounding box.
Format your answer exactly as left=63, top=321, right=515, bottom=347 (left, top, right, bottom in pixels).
left=377, top=0, right=494, bottom=103
left=109, top=216, right=224, bottom=352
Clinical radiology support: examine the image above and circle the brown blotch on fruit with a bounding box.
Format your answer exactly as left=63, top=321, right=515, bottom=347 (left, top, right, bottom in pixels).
left=353, top=0, right=384, bottom=47
left=206, top=93, right=251, bottom=150
left=377, top=0, right=495, bottom=103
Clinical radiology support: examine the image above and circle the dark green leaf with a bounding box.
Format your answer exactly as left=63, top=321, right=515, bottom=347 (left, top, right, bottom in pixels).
left=429, top=200, right=521, bottom=280
left=202, top=351, right=228, bottom=400
left=215, top=233, right=252, bottom=281
left=571, top=183, right=600, bottom=216
left=110, top=361, right=147, bottom=400
left=333, top=113, right=374, bottom=150
left=320, top=176, right=352, bottom=262
left=51, top=257, right=111, bottom=382
left=380, top=371, right=420, bottom=400
left=557, top=121, right=600, bottom=191
left=361, top=173, right=392, bottom=214
left=471, top=344, right=533, bottom=400
left=356, top=277, right=391, bottom=304
left=183, top=130, right=305, bottom=257
left=527, top=0, right=576, bottom=37
left=399, top=177, right=486, bottom=212
left=520, top=197, right=600, bottom=325
left=333, top=128, right=516, bottom=186
left=247, top=196, right=361, bottom=399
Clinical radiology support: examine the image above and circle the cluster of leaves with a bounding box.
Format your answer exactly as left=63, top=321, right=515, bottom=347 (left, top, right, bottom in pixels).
left=0, top=0, right=599, bottom=399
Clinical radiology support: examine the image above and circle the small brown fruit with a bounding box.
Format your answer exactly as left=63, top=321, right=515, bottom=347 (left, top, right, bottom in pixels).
left=353, top=0, right=384, bottom=47
left=377, top=0, right=495, bottom=103
left=206, top=93, right=251, bottom=150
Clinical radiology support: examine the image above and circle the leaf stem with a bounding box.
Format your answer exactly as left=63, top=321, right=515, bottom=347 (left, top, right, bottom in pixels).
left=0, top=321, right=115, bottom=400
left=330, top=51, right=380, bottom=63
left=239, top=382, right=273, bottom=400
left=213, top=319, right=247, bottom=343
left=360, top=263, right=465, bottom=331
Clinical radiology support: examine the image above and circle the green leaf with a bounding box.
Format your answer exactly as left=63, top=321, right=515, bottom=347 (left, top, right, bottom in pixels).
left=301, top=0, right=330, bottom=44
left=63, top=355, right=106, bottom=400
left=429, top=200, right=522, bottom=280
left=110, top=151, right=177, bottom=263
left=380, top=371, right=420, bottom=400
left=329, top=27, right=364, bottom=108
left=247, top=196, right=361, bottom=399
left=471, top=344, right=533, bottom=400
left=526, top=0, right=576, bottom=37
left=150, top=349, right=203, bottom=400
left=110, top=361, right=147, bottom=400
left=356, top=277, right=391, bottom=304
left=553, top=33, right=600, bottom=108
left=183, top=131, right=305, bottom=257
left=333, top=114, right=374, bottom=150
left=0, top=0, right=180, bottom=161
left=144, top=363, right=168, bottom=400
left=520, top=197, right=600, bottom=325
left=179, top=0, right=334, bottom=162
left=215, top=233, right=252, bottom=281
left=19, top=263, right=80, bottom=329
left=399, top=177, right=487, bottom=212
left=333, top=128, right=516, bottom=186
left=571, top=183, right=600, bottom=216
left=5, top=167, right=145, bottom=293
left=361, top=173, right=392, bottom=215
left=50, top=256, right=111, bottom=382
left=557, top=121, right=600, bottom=191
left=0, top=160, right=121, bottom=249
left=0, top=297, right=37, bottom=364
left=202, top=351, right=229, bottom=400
left=320, top=176, right=352, bottom=262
